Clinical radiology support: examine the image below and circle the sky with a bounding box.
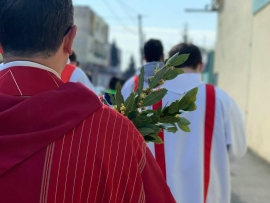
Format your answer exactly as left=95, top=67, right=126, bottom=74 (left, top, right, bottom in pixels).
left=73, top=0, right=217, bottom=71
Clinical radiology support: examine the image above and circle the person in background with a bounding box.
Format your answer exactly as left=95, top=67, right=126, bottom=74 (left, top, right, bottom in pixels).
left=0, top=0, right=177, bottom=202
left=61, top=50, right=95, bottom=92
left=101, top=77, right=125, bottom=105
left=122, top=39, right=164, bottom=99
left=147, top=43, right=247, bottom=203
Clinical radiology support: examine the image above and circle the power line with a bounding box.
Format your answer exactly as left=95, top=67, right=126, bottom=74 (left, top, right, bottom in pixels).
left=101, top=0, right=137, bottom=35
left=116, top=0, right=137, bottom=20
left=117, top=0, right=139, bottom=15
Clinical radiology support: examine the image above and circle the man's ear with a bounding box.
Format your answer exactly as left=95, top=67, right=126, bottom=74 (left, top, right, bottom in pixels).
left=63, top=25, right=77, bottom=55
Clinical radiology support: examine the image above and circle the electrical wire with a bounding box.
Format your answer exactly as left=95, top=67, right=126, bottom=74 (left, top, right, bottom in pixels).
left=102, top=0, right=137, bottom=35
left=117, top=0, right=139, bottom=15
left=116, top=0, right=137, bottom=20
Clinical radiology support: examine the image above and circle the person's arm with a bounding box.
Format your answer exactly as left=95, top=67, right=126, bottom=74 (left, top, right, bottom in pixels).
left=225, top=99, right=247, bottom=162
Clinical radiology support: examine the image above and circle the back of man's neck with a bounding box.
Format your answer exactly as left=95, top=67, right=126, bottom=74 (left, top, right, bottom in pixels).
left=3, top=57, right=64, bottom=75
left=182, top=67, right=200, bottom=73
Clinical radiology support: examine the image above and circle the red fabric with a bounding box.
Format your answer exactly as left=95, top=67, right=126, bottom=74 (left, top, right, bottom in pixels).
left=153, top=101, right=167, bottom=180
left=61, top=64, right=76, bottom=82
left=204, top=84, right=216, bottom=203
left=133, top=75, right=167, bottom=180
left=0, top=66, right=176, bottom=203
left=133, top=75, right=139, bottom=91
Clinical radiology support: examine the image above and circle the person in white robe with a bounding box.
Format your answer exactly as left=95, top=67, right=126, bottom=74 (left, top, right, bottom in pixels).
left=147, top=43, right=247, bottom=203
left=64, top=51, right=95, bottom=92
left=122, top=39, right=164, bottom=99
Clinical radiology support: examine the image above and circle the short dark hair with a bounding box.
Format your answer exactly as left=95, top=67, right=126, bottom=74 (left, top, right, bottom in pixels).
left=169, top=43, right=202, bottom=69
left=0, top=0, right=74, bottom=58
left=144, top=39, right=163, bottom=62
left=69, top=51, right=77, bottom=63
left=109, top=77, right=125, bottom=90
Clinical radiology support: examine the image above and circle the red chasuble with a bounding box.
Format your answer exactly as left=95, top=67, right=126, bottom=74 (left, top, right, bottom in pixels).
left=0, top=64, right=176, bottom=203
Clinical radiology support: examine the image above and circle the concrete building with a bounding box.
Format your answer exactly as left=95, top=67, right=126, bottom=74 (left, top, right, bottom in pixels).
left=73, top=6, right=109, bottom=68
left=215, top=0, right=270, bottom=162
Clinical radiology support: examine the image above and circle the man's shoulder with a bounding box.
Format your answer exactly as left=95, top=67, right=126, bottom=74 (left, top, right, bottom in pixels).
left=122, top=75, right=136, bottom=89
left=80, top=105, right=143, bottom=142
left=213, top=86, right=235, bottom=106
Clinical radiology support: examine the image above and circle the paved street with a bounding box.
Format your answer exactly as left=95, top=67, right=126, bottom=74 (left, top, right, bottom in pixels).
left=231, top=149, right=270, bottom=203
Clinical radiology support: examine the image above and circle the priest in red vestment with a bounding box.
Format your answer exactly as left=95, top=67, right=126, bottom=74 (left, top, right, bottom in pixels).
left=0, top=0, right=176, bottom=203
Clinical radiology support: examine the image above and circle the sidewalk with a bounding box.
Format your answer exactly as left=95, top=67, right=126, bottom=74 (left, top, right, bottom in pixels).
left=231, top=149, right=270, bottom=203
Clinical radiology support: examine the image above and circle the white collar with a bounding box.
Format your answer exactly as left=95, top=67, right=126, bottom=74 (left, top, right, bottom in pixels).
left=163, top=73, right=204, bottom=94
left=0, top=61, right=61, bottom=78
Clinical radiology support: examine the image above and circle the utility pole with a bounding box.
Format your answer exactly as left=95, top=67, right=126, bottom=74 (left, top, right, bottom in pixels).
left=183, top=23, right=188, bottom=43
left=138, top=14, right=144, bottom=67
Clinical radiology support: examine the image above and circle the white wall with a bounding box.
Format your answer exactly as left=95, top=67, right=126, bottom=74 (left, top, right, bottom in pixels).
left=215, top=0, right=270, bottom=162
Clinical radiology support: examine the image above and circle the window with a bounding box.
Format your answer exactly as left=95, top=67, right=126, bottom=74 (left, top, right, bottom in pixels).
left=253, top=0, right=270, bottom=13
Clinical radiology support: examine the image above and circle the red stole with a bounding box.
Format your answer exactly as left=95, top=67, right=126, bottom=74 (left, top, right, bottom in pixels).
left=61, top=64, right=76, bottom=82
left=133, top=76, right=216, bottom=202
left=204, top=84, right=216, bottom=203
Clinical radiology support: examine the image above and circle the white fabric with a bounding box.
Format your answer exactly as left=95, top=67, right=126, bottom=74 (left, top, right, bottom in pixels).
left=122, top=62, right=163, bottom=100
left=147, top=73, right=246, bottom=203
left=69, top=67, right=95, bottom=93
left=0, top=61, right=60, bottom=78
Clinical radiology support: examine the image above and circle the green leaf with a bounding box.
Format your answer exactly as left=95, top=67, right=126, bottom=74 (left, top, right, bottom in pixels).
left=128, top=111, right=139, bottom=120
left=164, top=58, right=169, bottom=65
left=108, top=94, right=116, bottom=106
left=156, top=123, right=176, bottom=130
left=124, top=92, right=135, bottom=114
left=184, top=102, right=197, bottom=111
left=178, top=124, right=191, bottom=132
left=175, top=68, right=185, bottom=75
left=132, top=118, right=141, bottom=128
left=147, top=133, right=164, bottom=144
left=144, top=135, right=156, bottom=142
left=132, top=95, right=140, bottom=111
left=142, top=89, right=168, bottom=107
left=166, top=127, right=178, bottom=133
left=149, top=66, right=168, bottom=89
left=138, top=127, right=155, bottom=136
left=169, top=54, right=190, bottom=67
left=178, top=95, right=191, bottom=110
left=165, top=52, right=179, bottom=66
left=178, top=117, right=191, bottom=125
left=186, top=87, right=198, bottom=103
left=137, top=67, right=145, bottom=95
left=138, top=115, right=151, bottom=126
left=115, top=82, right=123, bottom=110
left=168, top=101, right=179, bottom=114
left=150, top=115, right=160, bottom=124
left=146, top=124, right=162, bottom=133
left=157, top=107, right=162, bottom=116
left=163, top=70, right=178, bottom=80
left=101, top=98, right=109, bottom=106
left=141, top=110, right=156, bottom=115
left=161, top=106, right=169, bottom=116
left=159, top=116, right=180, bottom=123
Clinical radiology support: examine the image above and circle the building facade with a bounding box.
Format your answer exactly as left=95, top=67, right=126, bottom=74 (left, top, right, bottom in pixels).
left=73, top=6, right=109, bottom=85
left=215, top=0, right=270, bottom=162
